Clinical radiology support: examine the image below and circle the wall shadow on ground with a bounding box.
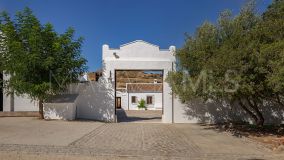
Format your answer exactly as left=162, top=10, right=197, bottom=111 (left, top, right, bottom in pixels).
left=116, top=109, right=162, bottom=123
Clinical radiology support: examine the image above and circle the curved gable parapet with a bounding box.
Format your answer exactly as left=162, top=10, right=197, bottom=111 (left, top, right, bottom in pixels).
left=102, top=40, right=175, bottom=61
left=120, top=40, right=160, bottom=50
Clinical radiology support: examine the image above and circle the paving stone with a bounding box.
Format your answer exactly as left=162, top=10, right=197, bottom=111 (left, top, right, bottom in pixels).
left=0, top=117, right=283, bottom=159
left=117, top=110, right=162, bottom=123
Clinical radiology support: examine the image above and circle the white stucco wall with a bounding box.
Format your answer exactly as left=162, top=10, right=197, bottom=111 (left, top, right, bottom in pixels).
left=116, top=91, right=128, bottom=110
left=173, top=97, right=252, bottom=124
left=102, top=40, right=176, bottom=123
left=43, top=94, right=78, bottom=120
left=3, top=93, right=38, bottom=112
left=128, top=92, right=162, bottom=110
left=173, top=97, right=284, bottom=124
left=13, top=95, right=38, bottom=111
left=173, top=97, right=199, bottom=123
left=44, top=102, right=76, bottom=120
left=1, top=33, right=38, bottom=112
left=2, top=74, right=38, bottom=112
left=3, top=88, right=10, bottom=112
left=67, top=80, right=115, bottom=122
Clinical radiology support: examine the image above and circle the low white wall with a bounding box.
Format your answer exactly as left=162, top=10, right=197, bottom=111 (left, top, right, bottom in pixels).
left=2, top=74, right=38, bottom=112
left=3, top=91, right=38, bottom=112
left=44, top=102, right=76, bottom=120
left=67, top=79, right=115, bottom=122
left=14, top=95, right=38, bottom=111
left=43, top=94, right=78, bottom=120
left=3, top=92, right=11, bottom=111
left=173, top=97, right=284, bottom=124
left=2, top=74, right=115, bottom=122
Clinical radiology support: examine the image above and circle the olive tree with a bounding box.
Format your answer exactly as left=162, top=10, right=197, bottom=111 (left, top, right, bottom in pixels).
left=167, top=0, right=284, bottom=126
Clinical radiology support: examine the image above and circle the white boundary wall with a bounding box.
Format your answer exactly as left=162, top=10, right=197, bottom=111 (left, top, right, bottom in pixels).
left=67, top=80, right=115, bottom=122
left=3, top=39, right=281, bottom=124
left=173, top=97, right=284, bottom=124
left=3, top=74, right=38, bottom=112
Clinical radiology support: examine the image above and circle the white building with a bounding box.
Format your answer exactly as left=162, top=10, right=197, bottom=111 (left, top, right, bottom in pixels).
left=116, top=83, right=163, bottom=110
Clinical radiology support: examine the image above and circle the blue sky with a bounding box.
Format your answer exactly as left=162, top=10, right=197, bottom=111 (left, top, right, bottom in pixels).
left=0, top=0, right=272, bottom=71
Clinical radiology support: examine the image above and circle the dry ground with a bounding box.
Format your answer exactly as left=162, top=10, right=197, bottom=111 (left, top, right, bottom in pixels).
left=204, top=123, right=284, bottom=152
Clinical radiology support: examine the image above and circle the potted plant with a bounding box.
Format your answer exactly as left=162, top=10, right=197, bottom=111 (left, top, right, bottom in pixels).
left=137, top=99, right=147, bottom=110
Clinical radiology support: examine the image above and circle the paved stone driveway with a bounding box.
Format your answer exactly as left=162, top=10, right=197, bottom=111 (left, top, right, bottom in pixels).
left=0, top=117, right=283, bottom=160
left=117, top=109, right=162, bottom=123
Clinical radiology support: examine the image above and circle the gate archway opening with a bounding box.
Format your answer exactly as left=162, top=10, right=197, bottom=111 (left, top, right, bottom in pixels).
left=115, top=70, right=163, bottom=123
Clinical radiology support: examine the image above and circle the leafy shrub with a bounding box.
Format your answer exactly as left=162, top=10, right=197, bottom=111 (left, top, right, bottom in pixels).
left=137, top=99, right=146, bottom=109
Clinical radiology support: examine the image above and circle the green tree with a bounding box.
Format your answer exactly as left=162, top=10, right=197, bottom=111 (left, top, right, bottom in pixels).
left=167, top=0, right=284, bottom=126
left=259, top=0, right=284, bottom=107
left=0, top=8, right=87, bottom=118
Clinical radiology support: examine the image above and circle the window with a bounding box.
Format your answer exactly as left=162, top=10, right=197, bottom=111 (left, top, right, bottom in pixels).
left=147, top=96, right=153, bottom=105
left=131, top=96, right=137, bottom=104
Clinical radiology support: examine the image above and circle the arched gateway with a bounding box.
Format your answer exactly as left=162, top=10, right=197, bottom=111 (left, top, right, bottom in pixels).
left=102, top=40, right=176, bottom=123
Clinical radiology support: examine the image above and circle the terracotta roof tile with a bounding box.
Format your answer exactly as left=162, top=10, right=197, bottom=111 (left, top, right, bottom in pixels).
left=127, top=83, right=162, bottom=93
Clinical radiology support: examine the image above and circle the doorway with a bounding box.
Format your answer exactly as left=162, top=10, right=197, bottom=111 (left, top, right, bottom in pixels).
left=115, top=70, right=163, bottom=123
left=116, top=97, right=121, bottom=109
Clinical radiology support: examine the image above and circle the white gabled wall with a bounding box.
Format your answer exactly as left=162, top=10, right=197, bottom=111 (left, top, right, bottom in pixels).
left=103, top=40, right=176, bottom=123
